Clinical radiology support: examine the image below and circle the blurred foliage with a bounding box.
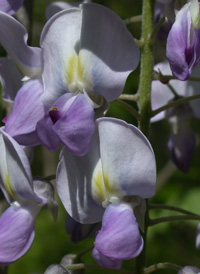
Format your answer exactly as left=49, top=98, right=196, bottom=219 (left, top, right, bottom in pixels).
left=0, top=0, right=200, bottom=273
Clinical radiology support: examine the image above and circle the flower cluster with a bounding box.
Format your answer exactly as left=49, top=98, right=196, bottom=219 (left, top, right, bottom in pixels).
left=0, top=0, right=157, bottom=270
left=1, top=0, right=200, bottom=272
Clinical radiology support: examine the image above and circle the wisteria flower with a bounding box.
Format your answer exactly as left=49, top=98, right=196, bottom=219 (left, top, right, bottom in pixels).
left=167, top=0, right=200, bottom=80
left=0, top=128, right=56, bottom=265
left=3, top=3, right=140, bottom=156
left=151, top=61, right=199, bottom=171
left=57, top=117, right=156, bottom=268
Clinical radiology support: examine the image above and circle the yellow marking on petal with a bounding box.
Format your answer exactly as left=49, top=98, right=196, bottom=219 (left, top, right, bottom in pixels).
left=66, top=53, right=91, bottom=94
left=4, top=173, right=15, bottom=199
left=50, top=106, right=58, bottom=111
left=77, top=55, right=85, bottom=84
left=190, top=0, right=200, bottom=29
left=66, top=54, right=78, bottom=85
left=103, top=174, right=115, bottom=196
left=92, top=167, right=107, bottom=203
left=15, top=63, right=25, bottom=76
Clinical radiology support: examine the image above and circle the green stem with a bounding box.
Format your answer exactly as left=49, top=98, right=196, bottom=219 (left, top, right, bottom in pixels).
left=138, top=1, right=154, bottom=136
left=153, top=73, right=200, bottom=83
left=149, top=214, right=200, bottom=226
left=149, top=204, right=199, bottom=216
left=119, top=94, right=139, bottom=101
left=76, top=246, right=93, bottom=260
left=65, top=263, right=132, bottom=273
left=167, top=83, right=180, bottom=99
left=151, top=94, right=200, bottom=117
left=144, top=262, right=181, bottom=273
left=124, top=15, right=142, bottom=25
left=134, top=0, right=155, bottom=272
left=116, top=99, right=142, bottom=121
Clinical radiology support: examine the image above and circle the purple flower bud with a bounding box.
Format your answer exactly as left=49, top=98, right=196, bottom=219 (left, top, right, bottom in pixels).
left=167, top=2, right=200, bottom=80
left=168, top=128, right=195, bottom=172
left=166, top=104, right=195, bottom=172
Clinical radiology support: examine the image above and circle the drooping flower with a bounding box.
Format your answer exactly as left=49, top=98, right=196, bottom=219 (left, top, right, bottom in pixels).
left=0, top=0, right=24, bottom=15
left=166, top=0, right=200, bottom=80
left=3, top=3, right=140, bottom=156
left=151, top=61, right=199, bottom=171
left=57, top=118, right=156, bottom=268
left=0, top=128, right=57, bottom=265
left=165, top=103, right=196, bottom=172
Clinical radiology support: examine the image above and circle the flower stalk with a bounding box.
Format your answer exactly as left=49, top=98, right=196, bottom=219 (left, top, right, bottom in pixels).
left=144, top=262, right=181, bottom=273
left=134, top=0, right=155, bottom=272
left=151, top=94, right=200, bottom=117
left=149, top=214, right=200, bottom=226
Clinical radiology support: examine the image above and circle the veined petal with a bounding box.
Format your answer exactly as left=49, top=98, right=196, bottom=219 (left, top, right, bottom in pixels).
left=57, top=117, right=156, bottom=224
left=0, top=12, right=41, bottom=77
left=5, top=78, right=45, bottom=146
left=53, top=94, right=95, bottom=156
left=92, top=248, right=122, bottom=270
left=94, top=203, right=143, bottom=260
left=41, top=3, right=139, bottom=106
left=97, top=118, right=156, bottom=198
left=167, top=3, right=200, bottom=80
left=0, top=128, right=36, bottom=203
left=0, top=205, right=35, bottom=265
left=36, top=115, right=61, bottom=151
left=45, top=1, right=81, bottom=20
left=41, top=8, right=82, bottom=106
left=0, top=57, right=22, bottom=102
left=0, top=0, right=24, bottom=15
left=56, top=129, right=105, bottom=224
left=79, top=3, right=140, bottom=102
